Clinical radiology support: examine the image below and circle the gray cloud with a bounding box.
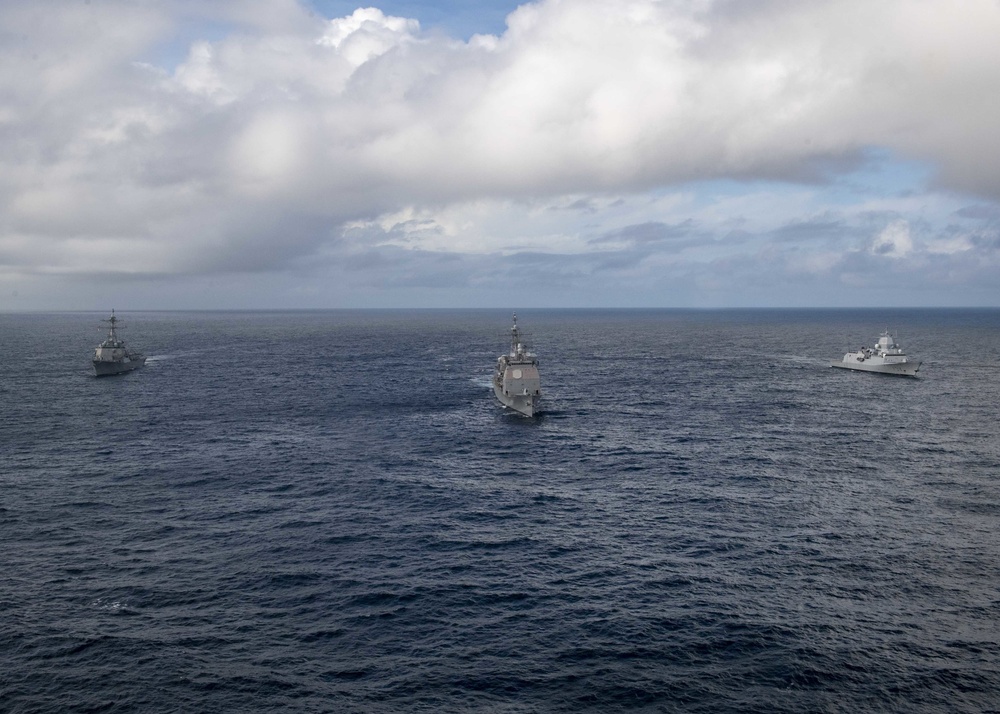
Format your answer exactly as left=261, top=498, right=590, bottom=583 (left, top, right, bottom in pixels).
left=955, top=204, right=1000, bottom=222
left=1, top=0, right=999, bottom=308
left=589, top=220, right=704, bottom=248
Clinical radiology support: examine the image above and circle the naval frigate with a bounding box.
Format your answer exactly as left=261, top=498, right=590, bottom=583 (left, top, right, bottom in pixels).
left=493, top=313, right=541, bottom=417
left=93, top=310, right=146, bottom=376
left=831, top=330, right=920, bottom=376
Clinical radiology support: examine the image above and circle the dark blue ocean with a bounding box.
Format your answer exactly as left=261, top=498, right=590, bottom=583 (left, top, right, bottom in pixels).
left=2, top=309, right=999, bottom=713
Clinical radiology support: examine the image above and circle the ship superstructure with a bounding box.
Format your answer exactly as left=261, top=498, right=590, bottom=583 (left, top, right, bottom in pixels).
left=493, top=313, right=541, bottom=416
left=831, top=330, right=920, bottom=376
left=93, top=310, right=146, bottom=376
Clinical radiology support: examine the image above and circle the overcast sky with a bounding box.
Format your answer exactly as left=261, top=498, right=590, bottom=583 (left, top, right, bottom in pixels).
left=2, top=0, right=999, bottom=310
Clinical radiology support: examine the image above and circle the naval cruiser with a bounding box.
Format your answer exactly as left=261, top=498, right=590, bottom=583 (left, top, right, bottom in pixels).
left=493, top=313, right=541, bottom=416
left=831, top=330, right=920, bottom=376
left=93, top=310, right=146, bottom=376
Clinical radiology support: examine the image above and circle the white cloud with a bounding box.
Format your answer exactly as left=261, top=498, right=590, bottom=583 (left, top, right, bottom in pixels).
left=925, top=235, right=973, bottom=256
left=870, top=219, right=914, bottom=259
left=0, top=0, right=999, bottom=307
left=317, top=7, right=419, bottom=66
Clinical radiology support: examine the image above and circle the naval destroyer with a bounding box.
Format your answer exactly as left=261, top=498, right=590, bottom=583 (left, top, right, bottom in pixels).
left=93, top=310, right=146, bottom=376
left=831, top=330, right=920, bottom=376
left=493, top=313, right=541, bottom=417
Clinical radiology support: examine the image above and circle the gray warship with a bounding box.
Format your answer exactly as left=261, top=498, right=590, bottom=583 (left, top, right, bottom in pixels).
left=493, top=313, right=541, bottom=417
left=831, top=330, right=920, bottom=376
left=93, top=310, right=146, bottom=376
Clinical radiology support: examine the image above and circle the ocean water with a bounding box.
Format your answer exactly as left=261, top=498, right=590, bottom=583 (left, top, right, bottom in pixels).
left=1, top=308, right=999, bottom=713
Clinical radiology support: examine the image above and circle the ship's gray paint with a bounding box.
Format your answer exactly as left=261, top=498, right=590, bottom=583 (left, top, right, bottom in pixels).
left=831, top=330, right=921, bottom=376
left=493, top=314, right=541, bottom=417
left=93, top=356, right=147, bottom=377
left=92, top=310, right=146, bottom=377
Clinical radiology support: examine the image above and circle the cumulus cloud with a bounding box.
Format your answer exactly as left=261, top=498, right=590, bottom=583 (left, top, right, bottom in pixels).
left=870, top=219, right=914, bottom=258
left=1, top=0, right=999, bottom=307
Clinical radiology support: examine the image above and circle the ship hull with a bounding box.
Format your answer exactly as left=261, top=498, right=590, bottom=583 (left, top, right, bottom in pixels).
left=493, top=381, right=539, bottom=417
left=830, top=359, right=920, bottom=376
left=93, top=357, right=146, bottom=377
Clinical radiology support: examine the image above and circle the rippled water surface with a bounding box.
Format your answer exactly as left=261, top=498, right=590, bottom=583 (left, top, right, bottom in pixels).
left=2, top=309, right=999, bottom=712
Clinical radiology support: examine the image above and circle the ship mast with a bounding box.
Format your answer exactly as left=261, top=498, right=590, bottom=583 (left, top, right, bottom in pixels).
left=102, top=309, right=125, bottom=344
